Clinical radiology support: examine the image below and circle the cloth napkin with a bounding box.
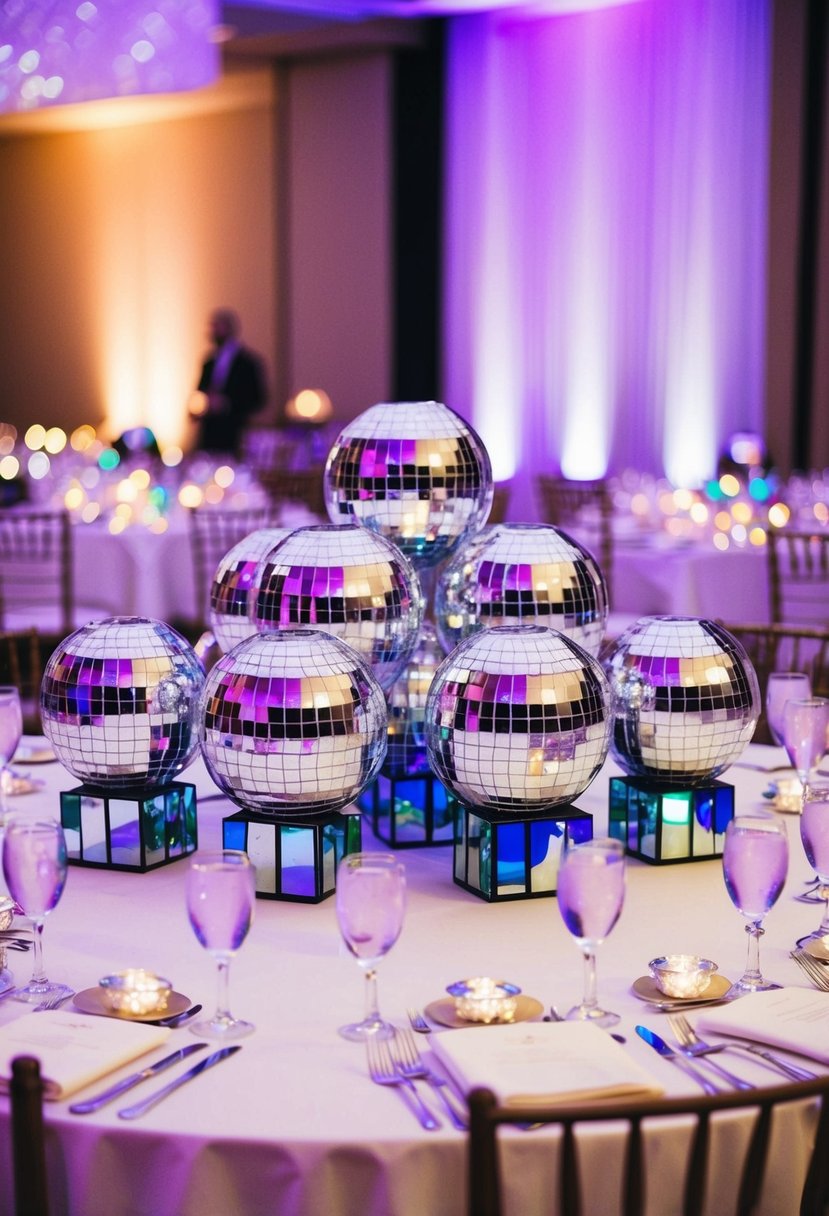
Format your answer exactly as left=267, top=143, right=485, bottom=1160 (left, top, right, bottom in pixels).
left=697, top=987, right=829, bottom=1064
left=431, top=1020, right=664, bottom=1108
left=0, top=1010, right=170, bottom=1100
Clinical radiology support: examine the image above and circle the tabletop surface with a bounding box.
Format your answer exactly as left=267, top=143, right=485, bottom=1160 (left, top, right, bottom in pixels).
left=0, top=741, right=824, bottom=1216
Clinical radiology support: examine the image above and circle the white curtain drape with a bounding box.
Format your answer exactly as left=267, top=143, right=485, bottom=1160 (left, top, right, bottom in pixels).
left=443, top=0, right=771, bottom=519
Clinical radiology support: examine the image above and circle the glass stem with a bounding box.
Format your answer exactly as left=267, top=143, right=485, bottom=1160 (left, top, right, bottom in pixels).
left=581, top=947, right=598, bottom=1012
left=214, top=957, right=232, bottom=1024
left=818, top=885, right=829, bottom=937
left=30, top=918, right=47, bottom=986
left=743, top=920, right=764, bottom=985
left=363, top=965, right=381, bottom=1027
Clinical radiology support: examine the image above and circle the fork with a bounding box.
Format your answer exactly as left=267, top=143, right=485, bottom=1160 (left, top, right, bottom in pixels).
left=391, top=1028, right=468, bottom=1130
left=791, top=949, right=829, bottom=992
left=33, top=989, right=75, bottom=1012
left=366, top=1035, right=440, bottom=1131
left=666, top=1015, right=754, bottom=1090
left=668, top=1013, right=816, bottom=1082
left=407, top=1008, right=431, bottom=1034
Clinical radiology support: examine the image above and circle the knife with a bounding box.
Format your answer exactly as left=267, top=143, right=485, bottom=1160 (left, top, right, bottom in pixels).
left=69, top=1042, right=209, bottom=1114
left=635, top=1025, right=722, bottom=1095
left=117, top=1044, right=242, bottom=1120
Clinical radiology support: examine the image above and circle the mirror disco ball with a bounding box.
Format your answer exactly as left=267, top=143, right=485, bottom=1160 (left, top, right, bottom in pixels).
left=435, top=523, right=608, bottom=658
left=425, top=625, right=611, bottom=812
left=385, top=620, right=446, bottom=775
left=603, top=616, right=760, bottom=785
left=40, top=617, right=204, bottom=790
left=250, top=523, right=423, bottom=691
left=199, top=629, right=388, bottom=817
left=323, top=400, right=494, bottom=568
left=209, top=526, right=292, bottom=654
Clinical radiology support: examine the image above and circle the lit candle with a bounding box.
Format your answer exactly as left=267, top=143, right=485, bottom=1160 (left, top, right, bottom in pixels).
left=649, top=955, right=717, bottom=999
left=448, top=977, right=521, bottom=1024
left=99, top=969, right=171, bottom=1016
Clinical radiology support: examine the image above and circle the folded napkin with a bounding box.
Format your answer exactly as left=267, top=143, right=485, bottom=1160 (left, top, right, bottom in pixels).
left=432, top=1021, right=664, bottom=1108
left=0, top=1010, right=170, bottom=1100
left=697, top=988, right=829, bottom=1064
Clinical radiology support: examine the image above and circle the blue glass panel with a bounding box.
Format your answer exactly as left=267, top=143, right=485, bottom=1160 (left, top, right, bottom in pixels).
left=281, top=826, right=317, bottom=898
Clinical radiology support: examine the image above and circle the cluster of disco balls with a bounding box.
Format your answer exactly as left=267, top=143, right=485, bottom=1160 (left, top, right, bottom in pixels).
left=39, top=399, right=760, bottom=823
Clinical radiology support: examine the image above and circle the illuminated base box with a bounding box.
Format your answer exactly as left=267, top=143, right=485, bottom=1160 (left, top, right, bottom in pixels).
left=60, top=782, right=197, bottom=872
left=608, top=776, right=734, bottom=864
left=453, top=802, right=594, bottom=902
left=222, top=809, right=361, bottom=903
left=358, top=771, right=457, bottom=848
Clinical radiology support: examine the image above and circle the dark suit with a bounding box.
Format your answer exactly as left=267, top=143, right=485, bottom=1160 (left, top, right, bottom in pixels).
left=196, top=345, right=266, bottom=455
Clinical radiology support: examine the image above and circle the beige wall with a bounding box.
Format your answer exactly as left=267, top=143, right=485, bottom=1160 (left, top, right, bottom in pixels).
left=0, top=50, right=394, bottom=448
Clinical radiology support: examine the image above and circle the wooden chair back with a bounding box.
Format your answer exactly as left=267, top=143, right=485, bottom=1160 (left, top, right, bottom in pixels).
left=535, top=476, right=614, bottom=598
left=721, top=621, right=829, bottom=744
left=11, top=1055, right=49, bottom=1216
left=188, top=506, right=282, bottom=630
left=0, top=628, right=55, bottom=733
left=468, top=1077, right=829, bottom=1216
left=0, top=511, right=73, bottom=635
left=767, top=529, right=829, bottom=626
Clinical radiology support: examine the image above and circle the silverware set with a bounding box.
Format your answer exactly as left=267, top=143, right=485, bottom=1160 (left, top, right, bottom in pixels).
left=637, top=1014, right=821, bottom=1092
left=366, top=1028, right=468, bottom=1131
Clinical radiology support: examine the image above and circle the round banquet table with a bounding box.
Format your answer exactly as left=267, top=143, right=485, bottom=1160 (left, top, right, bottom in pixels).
left=0, top=745, right=824, bottom=1216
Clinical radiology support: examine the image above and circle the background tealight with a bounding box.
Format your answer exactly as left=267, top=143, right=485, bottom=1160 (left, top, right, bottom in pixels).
left=99, top=969, right=172, bottom=1016
left=648, top=955, right=717, bottom=999
left=447, top=978, right=521, bottom=1024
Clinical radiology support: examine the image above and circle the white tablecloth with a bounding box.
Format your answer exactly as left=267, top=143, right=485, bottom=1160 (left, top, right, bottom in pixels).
left=0, top=746, right=823, bottom=1216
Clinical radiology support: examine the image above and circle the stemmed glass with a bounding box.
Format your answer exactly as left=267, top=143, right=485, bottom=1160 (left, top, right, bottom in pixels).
left=2, top=815, right=72, bottom=1004
left=185, top=850, right=256, bottom=1040
left=797, top=778, right=829, bottom=950
left=0, top=687, right=23, bottom=825
left=556, top=836, right=625, bottom=1028
left=722, top=814, right=789, bottom=994
left=765, top=672, right=811, bottom=747
left=782, top=697, right=829, bottom=788
left=336, top=852, right=406, bottom=1041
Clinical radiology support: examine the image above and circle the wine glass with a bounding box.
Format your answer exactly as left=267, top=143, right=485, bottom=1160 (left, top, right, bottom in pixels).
left=336, top=852, right=406, bottom=1041
left=782, top=697, right=829, bottom=787
left=556, top=836, right=625, bottom=1028
left=797, top=777, right=829, bottom=950
left=722, top=814, right=789, bottom=994
left=765, top=672, right=811, bottom=747
left=0, top=687, right=23, bottom=825
left=2, top=815, right=72, bottom=1004
left=186, top=849, right=256, bottom=1040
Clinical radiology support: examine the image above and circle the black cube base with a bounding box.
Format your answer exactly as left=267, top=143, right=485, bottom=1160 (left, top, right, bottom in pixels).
left=60, top=782, right=197, bottom=872
left=358, top=771, right=457, bottom=848
left=608, top=776, right=735, bottom=864
left=222, top=809, right=362, bottom=902
left=453, top=801, right=594, bottom=902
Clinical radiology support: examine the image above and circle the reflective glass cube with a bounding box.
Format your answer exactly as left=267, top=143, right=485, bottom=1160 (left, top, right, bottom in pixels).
left=608, top=775, right=734, bottom=863
left=359, top=772, right=456, bottom=848
left=222, top=809, right=361, bottom=902
left=60, top=782, right=197, bottom=871
left=453, top=801, right=593, bottom=901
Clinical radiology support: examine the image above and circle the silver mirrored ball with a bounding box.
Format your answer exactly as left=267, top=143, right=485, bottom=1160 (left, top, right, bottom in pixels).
left=199, top=629, right=388, bottom=816
left=425, top=624, right=611, bottom=812
left=436, top=523, right=608, bottom=657
left=209, top=526, right=292, bottom=654
left=323, top=400, right=493, bottom=567
left=40, top=616, right=204, bottom=790
left=604, top=616, right=760, bottom=785
left=249, top=523, right=423, bottom=691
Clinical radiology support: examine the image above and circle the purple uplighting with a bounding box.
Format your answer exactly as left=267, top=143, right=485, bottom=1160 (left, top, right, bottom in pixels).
left=444, top=0, right=771, bottom=511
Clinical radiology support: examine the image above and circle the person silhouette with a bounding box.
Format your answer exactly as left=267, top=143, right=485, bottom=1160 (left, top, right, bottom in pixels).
left=192, top=308, right=267, bottom=455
